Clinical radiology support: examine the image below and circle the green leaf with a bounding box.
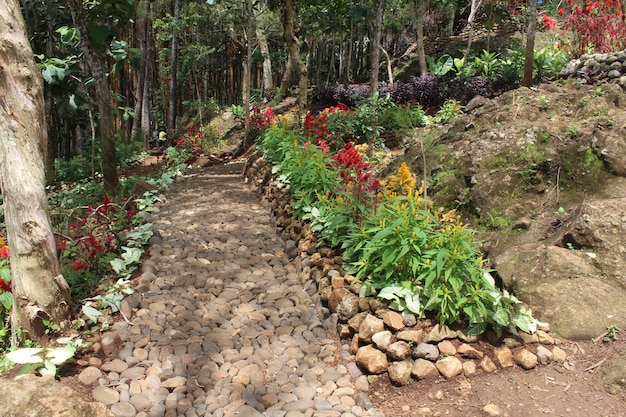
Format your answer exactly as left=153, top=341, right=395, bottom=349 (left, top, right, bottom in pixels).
left=82, top=305, right=103, bottom=323
left=110, top=258, right=127, bottom=275
left=0, top=291, right=12, bottom=310
left=86, top=22, right=110, bottom=46
left=404, top=293, right=422, bottom=315
left=39, top=360, right=57, bottom=376
left=492, top=307, right=510, bottom=327
left=46, top=345, right=77, bottom=365
left=6, top=348, right=44, bottom=364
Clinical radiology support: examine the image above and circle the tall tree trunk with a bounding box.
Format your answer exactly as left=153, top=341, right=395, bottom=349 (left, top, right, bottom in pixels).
left=461, top=0, right=485, bottom=74
left=279, top=54, right=292, bottom=99
left=68, top=0, right=120, bottom=197
left=140, top=12, right=152, bottom=148
left=411, top=0, right=430, bottom=76
left=168, top=0, right=180, bottom=132
left=523, top=0, right=537, bottom=87
left=131, top=3, right=148, bottom=144
left=369, top=0, right=383, bottom=96
left=44, top=17, right=56, bottom=183
left=0, top=0, right=72, bottom=343
left=256, top=23, right=273, bottom=101
left=280, top=0, right=307, bottom=110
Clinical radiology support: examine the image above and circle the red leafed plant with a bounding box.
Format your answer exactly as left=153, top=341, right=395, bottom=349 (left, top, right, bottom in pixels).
left=331, top=142, right=382, bottom=221
left=561, top=0, right=626, bottom=56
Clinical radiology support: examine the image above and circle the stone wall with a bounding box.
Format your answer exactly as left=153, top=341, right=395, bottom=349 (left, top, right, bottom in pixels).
left=559, top=50, right=626, bottom=88
left=244, top=154, right=568, bottom=386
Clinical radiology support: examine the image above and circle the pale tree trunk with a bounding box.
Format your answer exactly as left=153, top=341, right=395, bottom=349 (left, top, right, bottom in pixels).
left=411, top=0, right=430, bottom=76
left=0, top=0, right=72, bottom=343
left=68, top=0, right=120, bottom=197
left=168, top=0, right=180, bottom=132
left=279, top=54, right=292, bottom=99
left=256, top=23, right=273, bottom=101
left=132, top=1, right=152, bottom=147
left=280, top=0, right=307, bottom=110
left=461, top=0, right=486, bottom=74
left=369, top=0, right=383, bottom=96
left=381, top=47, right=393, bottom=84
left=523, top=0, right=537, bottom=87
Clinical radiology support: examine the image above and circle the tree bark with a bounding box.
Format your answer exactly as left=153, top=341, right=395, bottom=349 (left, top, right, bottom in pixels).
left=369, top=0, right=383, bottom=96
left=523, top=0, right=537, bottom=87
left=0, top=0, right=72, bottom=343
left=131, top=2, right=152, bottom=146
left=280, top=0, right=307, bottom=110
left=168, top=0, right=180, bottom=132
left=68, top=0, right=120, bottom=197
left=412, top=0, right=430, bottom=76
left=255, top=23, right=273, bottom=101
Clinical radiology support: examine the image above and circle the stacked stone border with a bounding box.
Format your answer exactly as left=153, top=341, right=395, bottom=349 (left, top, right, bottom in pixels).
left=559, top=49, right=626, bottom=88
left=243, top=153, right=569, bottom=386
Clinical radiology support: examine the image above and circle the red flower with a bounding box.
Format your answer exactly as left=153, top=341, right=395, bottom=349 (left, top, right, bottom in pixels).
left=542, top=15, right=558, bottom=30
left=0, top=278, right=11, bottom=292
left=0, top=247, right=9, bottom=259
left=558, top=7, right=565, bottom=15
left=72, top=259, right=87, bottom=271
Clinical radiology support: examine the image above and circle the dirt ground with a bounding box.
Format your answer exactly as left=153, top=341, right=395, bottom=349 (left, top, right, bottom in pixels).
left=370, top=335, right=626, bottom=417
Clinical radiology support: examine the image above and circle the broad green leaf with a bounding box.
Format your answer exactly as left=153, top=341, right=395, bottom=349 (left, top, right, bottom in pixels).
left=86, top=22, right=110, bottom=46
left=39, top=360, right=57, bottom=376
left=46, top=345, right=77, bottom=365
left=0, top=291, right=12, bottom=310
left=6, top=348, right=44, bottom=364
left=110, top=258, right=127, bottom=275
left=492, top=307, right=510, bottom=326
left=82, top=305, right=103, bottom=323
left=404, top=294, right=421, bottom=315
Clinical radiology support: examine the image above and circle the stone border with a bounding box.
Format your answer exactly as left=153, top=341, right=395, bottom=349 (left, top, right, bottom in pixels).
left=244, top=154, right=567, bottom=386
left=559, top=49, right=626, bottom=88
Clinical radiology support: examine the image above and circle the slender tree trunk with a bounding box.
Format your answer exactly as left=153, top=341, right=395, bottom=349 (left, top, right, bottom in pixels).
left=381, top=47, right=393, bottom=84
left=281, top=0, right=307, bottom=110
left=0, top=0, right=72, bottom=343
left=131, top=8, right=147, bottom=143
left=279, top=53, right=292, bottom=99
left=461, top=0, right=485, bottom=74
left=411, top=0, right=430, bottom=76
left=140, top=13, right=152, bottom=148
left=369, top=0, right=383, bottom=96
left=168, top=0, right=180, bottom=132
left=256, top=23, right=273, bottom=101
left=68, top=0, right=120, bottom=197
left=523, top=0, right=537, bottom=87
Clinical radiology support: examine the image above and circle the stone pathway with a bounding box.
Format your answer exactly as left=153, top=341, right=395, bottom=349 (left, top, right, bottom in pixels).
left=83, top=162, right=381, bottom=417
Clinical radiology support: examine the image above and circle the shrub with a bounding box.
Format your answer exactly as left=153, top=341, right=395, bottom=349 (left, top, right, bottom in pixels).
left=258, top=105, right=540, bottom=335
left=561, top=0, right=626, bottom=56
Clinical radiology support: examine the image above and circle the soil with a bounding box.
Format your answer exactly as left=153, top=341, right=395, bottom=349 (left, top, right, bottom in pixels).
left=370, top=337, right=626, bottom=417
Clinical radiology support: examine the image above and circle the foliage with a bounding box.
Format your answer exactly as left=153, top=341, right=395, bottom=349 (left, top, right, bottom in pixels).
left=258, top=104, right=540, bottom=335
left=434, top=99, right=463, bottom=124
left=560, top=0, right=626, bottom=56
left=0, top=238, right=11, bottom=351
left=54, top=138, right=145, bottom=183
left=54, top=196, right=136, bottom=299
left=4, top=336, right=87, bottom=377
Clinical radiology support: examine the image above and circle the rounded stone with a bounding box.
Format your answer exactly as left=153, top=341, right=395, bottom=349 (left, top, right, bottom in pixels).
left=110, top=402, right=137, bottom=417
left=92, top=386, right=120, bottom=405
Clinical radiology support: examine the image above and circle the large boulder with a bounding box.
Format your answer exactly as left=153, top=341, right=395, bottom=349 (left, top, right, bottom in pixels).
left=0, top=374, right=114, bottom=417
left=495, top=243, right=626, bottom=339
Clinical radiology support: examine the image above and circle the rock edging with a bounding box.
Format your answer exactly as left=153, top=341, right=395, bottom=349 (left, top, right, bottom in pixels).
left=244, top=153, right=567, bottom=386
left=559, top=49, right=626, bottom=88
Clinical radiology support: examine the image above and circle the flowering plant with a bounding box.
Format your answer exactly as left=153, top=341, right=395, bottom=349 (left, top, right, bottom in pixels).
left=55, top=196, right=138, bottom=298
left=0, top=237, right=11, bottom=351
left=561, top=0, right=626, bottom=55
